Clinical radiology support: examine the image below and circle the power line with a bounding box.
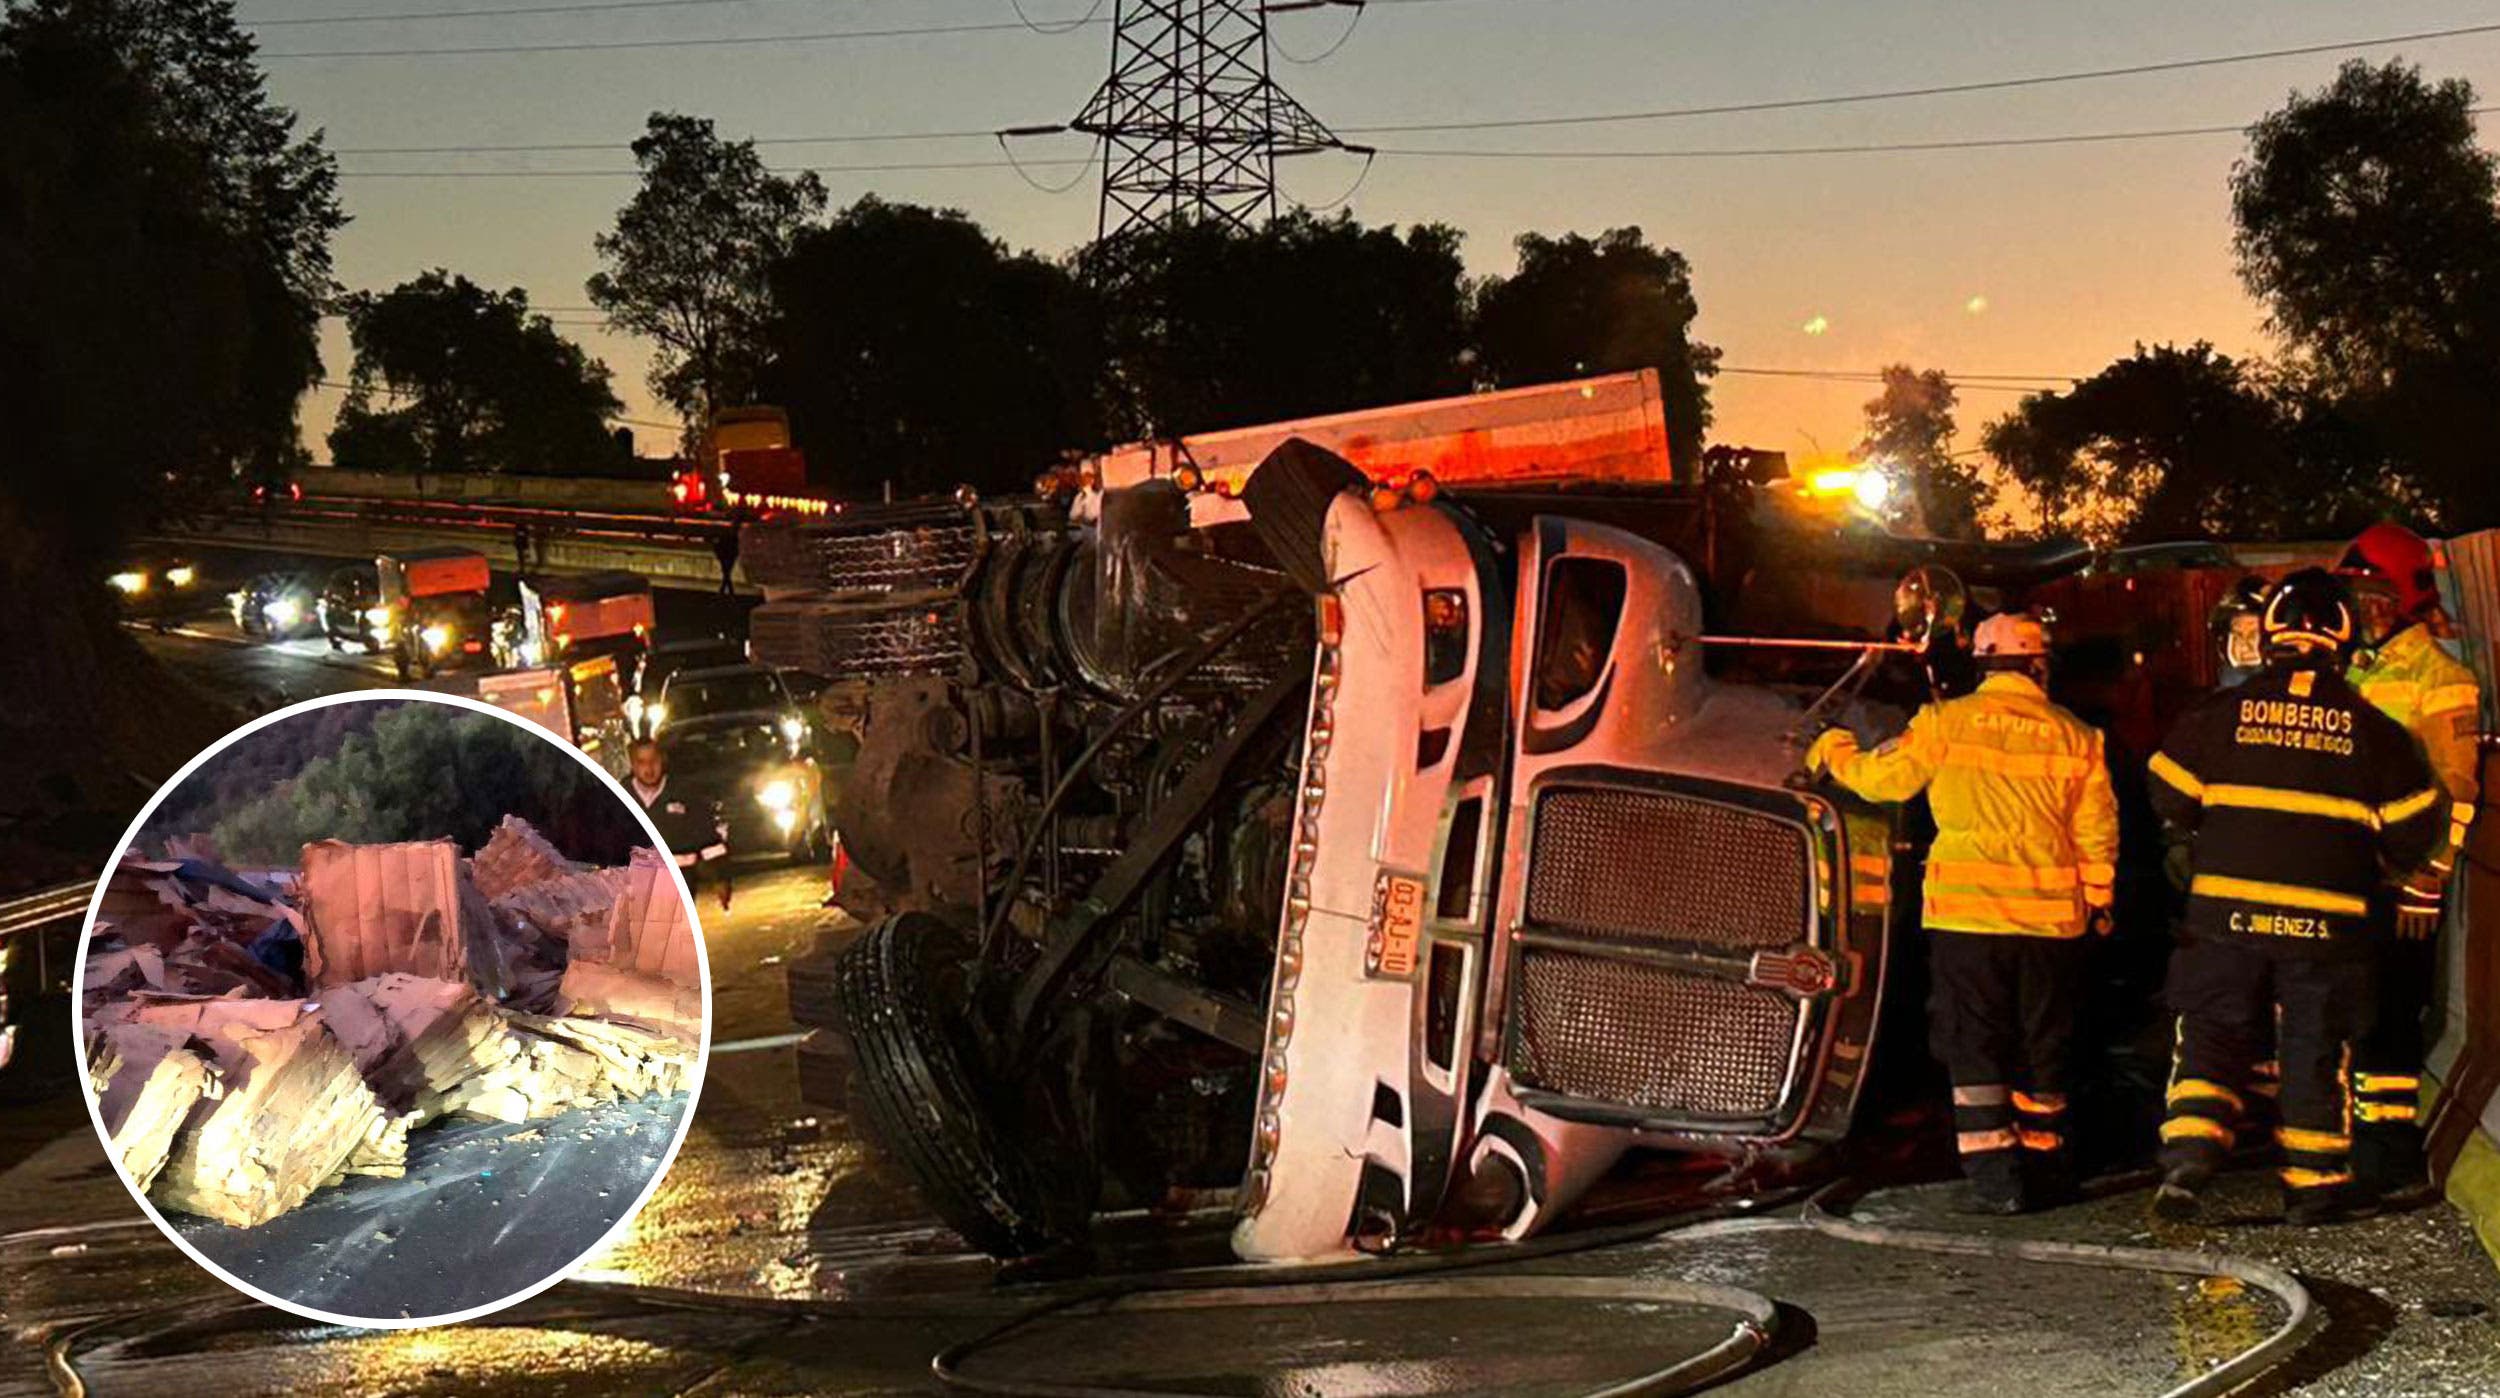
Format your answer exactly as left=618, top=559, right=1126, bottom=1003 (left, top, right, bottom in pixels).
left=335, top=156, right=1087, bottom=177
left=1339, top=19, right=2500, bottom=134
left=246, top=0, right=877, bottom=25
left=261, top=14, right=1080, bottom=59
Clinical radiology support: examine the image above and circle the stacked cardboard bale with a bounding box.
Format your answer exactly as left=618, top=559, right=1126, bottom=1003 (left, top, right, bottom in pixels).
left=81, top=822, right=705, bottom=1230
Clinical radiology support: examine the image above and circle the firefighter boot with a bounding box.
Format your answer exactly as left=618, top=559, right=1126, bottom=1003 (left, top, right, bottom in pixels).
left=2285, top=1181, right=2382, bottom=1227
left=1959, top=1150, right=2028, bottom=1216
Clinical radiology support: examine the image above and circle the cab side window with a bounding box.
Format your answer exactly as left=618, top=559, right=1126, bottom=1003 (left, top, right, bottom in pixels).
left=1533, top=556, right=1626, bottom=712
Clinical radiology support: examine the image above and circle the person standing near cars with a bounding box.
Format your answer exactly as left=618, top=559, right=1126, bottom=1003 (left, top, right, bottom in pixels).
left=2335, top=524, right=2484, bottom=1199
left=2147, top=569, right=2446, bottom=1225
left=628, top=737, right=732, bottom=911
left=1808, top=611, right=2120, bottom=1214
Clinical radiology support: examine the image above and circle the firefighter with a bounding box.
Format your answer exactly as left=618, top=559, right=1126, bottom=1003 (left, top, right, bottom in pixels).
left=2210, top=575, right=2270, bottom=691
left=2337, top=523, right=2485, bottom=1198
left=1808, top=611, right=2120, bottom=1214
left=628, top=737, right=732, bottom=911
left=2147, top=569, right=2446, bottom=1225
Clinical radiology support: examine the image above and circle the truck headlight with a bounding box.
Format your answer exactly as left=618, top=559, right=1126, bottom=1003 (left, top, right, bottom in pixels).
left=421, top=623, right=452, bottom=654
left=109, top=571, right=148, bottom=595
left=164, top=565, right=196, bottom=588
left=365, top=605, right=393, bottom=627
left=757, top=778, right=795, bottom=812
left=263, top=597, right=300, bottom=629
left=772, top=807, right=799, bottom=834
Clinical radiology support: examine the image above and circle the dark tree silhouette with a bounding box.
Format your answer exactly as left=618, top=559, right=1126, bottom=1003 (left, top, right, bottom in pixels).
left=330, top=271, right=624, bottom=474
left=1084, top=211, right=1473, bottom=440
left=1472, top=228, right=1720, bottom=475
left=588, top=113, right=827, bottom=437
left=759, top=197, right=1103, bottom=498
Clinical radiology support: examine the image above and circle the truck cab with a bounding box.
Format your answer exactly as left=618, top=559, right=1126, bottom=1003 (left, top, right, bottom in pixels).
left=374, top=546, right=492, bottom=681
left=476, top=654, right=634, bottom=775
left=500, top=570, right=655, bottom=681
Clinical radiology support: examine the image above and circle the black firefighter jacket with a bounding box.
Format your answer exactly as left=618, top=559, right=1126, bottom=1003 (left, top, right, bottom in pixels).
left=2149, top=659, right=2445, bottom=952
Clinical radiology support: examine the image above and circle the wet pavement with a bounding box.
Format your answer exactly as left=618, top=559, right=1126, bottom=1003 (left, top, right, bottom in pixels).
left=173, top=1094, right=690, bottom=1322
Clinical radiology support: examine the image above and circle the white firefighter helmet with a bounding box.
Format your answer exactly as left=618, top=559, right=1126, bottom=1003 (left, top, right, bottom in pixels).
left=1972, top=611, right=2049, bottom=661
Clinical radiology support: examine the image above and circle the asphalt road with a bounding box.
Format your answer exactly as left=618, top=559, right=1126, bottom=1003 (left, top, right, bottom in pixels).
left=1, top=569, right=2491, bottom=1393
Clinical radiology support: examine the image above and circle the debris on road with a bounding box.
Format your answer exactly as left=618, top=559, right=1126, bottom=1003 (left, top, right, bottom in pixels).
left=80, top=822, right=702, bottom=1230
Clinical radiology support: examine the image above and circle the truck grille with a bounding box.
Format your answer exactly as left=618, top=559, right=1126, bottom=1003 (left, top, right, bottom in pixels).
left=1507, top=783, right=1815, bottom=1122
left=1510, top=950, right=1796, bottom=1117
left=748, top=600, right=964, bottom=679
left=1527, top=786, right=1807, bottom=949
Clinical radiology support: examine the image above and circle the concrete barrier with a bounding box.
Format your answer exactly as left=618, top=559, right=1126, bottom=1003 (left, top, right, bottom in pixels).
left=301, top=467, right=675, bottom=513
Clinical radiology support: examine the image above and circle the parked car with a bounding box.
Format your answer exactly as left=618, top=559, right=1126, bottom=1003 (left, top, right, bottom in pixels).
left=228, top=570, right=320, bottom=640
left=317, top=563, right=384, bottom=652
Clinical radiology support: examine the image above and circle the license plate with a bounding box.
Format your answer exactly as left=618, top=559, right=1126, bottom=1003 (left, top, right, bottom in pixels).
left=1369, top=871, right=1426, bottom=979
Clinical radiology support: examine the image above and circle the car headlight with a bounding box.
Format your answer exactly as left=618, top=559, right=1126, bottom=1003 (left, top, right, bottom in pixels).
left=109, top=571, right=148, bottom=595
left=646, top=702, right=667, bottom=731
left=757, top=778, right=796, bottom=811
left=164, top=565, right=196, bottom=588
left=421, top=623, right=452, bottom=654
left=772, top=807, right=799, bottom=835
left=263, top=597, right=300, bottom=628
left=365, top=605, right=393, bottom=627
left=779, top=715, right=806, bottom=744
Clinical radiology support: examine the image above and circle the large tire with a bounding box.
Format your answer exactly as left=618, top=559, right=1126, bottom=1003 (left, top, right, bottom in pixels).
left=835, top=913, right=1081, bottom=1258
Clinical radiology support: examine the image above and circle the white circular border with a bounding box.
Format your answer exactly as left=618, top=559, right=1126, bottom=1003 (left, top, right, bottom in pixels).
left=68, top=687, right=715, bottom=1330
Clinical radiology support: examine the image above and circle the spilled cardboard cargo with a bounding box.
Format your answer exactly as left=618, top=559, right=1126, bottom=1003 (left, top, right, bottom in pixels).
left=81, top=820, right=702, bottom=1230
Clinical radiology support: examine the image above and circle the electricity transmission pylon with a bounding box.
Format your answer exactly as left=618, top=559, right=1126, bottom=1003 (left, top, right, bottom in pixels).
left=1066, top=0, right=1368, bottom=240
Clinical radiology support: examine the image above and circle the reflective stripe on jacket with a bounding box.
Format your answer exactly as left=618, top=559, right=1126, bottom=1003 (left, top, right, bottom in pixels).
left=2151, top=660, right=2445, bottom=948
left=1820, top=672, right=2120, bottom=938
left=2349, top=624, right=2484, bottom=877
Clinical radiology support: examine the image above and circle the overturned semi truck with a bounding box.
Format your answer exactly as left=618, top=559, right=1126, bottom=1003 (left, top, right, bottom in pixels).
left=758, top=372, right=2093, bottom=1262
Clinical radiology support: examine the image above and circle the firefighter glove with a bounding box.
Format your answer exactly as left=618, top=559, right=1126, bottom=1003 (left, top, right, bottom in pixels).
left=2086, top=905, right=2116, bottom=938
left=1803, top=726, right=1852, bottom=775
left=2396, top=889, right=2443, bottom=940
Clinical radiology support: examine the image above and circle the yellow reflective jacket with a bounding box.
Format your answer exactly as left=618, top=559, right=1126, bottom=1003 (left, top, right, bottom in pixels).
left=1816, top=673, right=2121, bottom=938
left=2349, top=623, right=2484, bottom=879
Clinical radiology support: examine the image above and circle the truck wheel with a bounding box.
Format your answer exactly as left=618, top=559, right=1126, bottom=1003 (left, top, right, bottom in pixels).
left=835, top=913, right=1081, bottom=1258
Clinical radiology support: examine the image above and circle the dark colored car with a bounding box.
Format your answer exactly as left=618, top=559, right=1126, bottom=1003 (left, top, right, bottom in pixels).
left=228, top=570, right=320, bottom=640
left=317, top=563, right=384, bottom=652
left=663, top=712, right=826, bottom=861
left=628, top=635, right=745, bottom=735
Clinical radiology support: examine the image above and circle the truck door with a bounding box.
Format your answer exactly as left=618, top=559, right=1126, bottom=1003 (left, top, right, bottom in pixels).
left=1468, top=517, right=1888, bottom=1228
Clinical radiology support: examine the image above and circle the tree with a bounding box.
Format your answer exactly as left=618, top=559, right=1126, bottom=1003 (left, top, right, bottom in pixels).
left=588, top=113, right=827, bottom=436
left=210, top=703, right=645, bottom=867
left=0, top=0, right=339, bottom=563
left=2232, top=60, right=2500, bottom=528
left=2233, top=61, right=2500, bottom=388
left=0, top=1, right=341, bottom=836
left=758, top=197, right=1102, bottom=497
left=1472, top=227, right=1720, bottom=474
left=1085, top=211, right=1473, bottom=440
left=1979, top=343, right=2379, bottom=547
left=1859, top=365, right=1990, bottom=539
left=329, top=271, right=623, bottom=473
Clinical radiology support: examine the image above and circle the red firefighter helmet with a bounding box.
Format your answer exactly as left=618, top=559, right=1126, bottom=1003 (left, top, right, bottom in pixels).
left=2337, top=522, right=2439, bottom=620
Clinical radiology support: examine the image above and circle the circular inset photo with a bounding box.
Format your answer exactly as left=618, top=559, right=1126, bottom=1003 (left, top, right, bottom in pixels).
left=73, top=691, right=710, bottom=1326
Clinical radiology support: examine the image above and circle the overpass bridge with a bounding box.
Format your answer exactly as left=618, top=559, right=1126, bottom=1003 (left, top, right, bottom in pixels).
left=144, top=474, right=747, bottom=590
